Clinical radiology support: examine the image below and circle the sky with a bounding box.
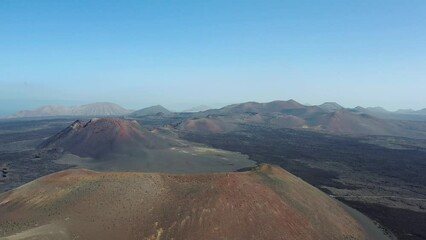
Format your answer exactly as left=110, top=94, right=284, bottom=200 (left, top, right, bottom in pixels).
left=1, top=0, right=425, bottom=114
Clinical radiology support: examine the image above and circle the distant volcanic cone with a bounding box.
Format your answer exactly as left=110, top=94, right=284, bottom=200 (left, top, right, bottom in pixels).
left=37, top=118, right=256, bottom=173
left=38, top=118, right=170, bottom=158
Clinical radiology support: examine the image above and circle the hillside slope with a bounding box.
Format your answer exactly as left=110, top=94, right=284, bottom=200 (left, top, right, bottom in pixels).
left=38, top=118, right=170, bottom=158
left=0, top=165, right=390, bottom=240
left=37, top=118, right=256, bottom=173
left=179, top=101, right=426, bottom=138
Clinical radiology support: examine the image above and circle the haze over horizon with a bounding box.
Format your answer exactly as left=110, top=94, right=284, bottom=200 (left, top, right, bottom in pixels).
left=1, top=0, right=426, bottom=114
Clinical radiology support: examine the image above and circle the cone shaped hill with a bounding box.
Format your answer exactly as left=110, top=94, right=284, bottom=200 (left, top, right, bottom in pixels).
left=37, top=118, right=255, bottom=173
left=0, top=164, right=390, bottom=240
left=38, top=118, right=172, bottom=158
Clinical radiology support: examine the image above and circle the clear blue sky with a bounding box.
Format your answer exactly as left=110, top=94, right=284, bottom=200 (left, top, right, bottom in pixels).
left=1, top=0, right=425, bottom=113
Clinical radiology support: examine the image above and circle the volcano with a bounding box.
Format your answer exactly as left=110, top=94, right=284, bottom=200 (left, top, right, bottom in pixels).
left=0, top=164, right=389, bottom=240
left=39, top=118, right=170, bottom=158
left=38, top=118, right=256, bottom=173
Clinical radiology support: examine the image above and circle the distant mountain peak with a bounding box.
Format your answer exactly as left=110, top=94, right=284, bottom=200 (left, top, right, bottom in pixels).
left=130, top=105, right=172, bottom=117
left=269, top=99, right=305, bottom=108
left=4, top=102, right=130, bottom=119
left=218, top=99, right=306, bottom=114
left=318, top=102, right=344, bottom=112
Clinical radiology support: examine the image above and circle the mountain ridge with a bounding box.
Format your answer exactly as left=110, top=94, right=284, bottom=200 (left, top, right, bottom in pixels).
left=2, top=102, right=131, bottom=119
left=130, top=105, right=172, bottom=117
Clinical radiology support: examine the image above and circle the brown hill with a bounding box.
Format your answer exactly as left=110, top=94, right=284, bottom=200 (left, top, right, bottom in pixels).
left=178, top=116, right=240, bottom=134
left=216, top=99, right=305, bottom=114
left=178, top=113, right=266, bottom=134
left=39, top=118, right=170, bottom=158
left=268, top=114, right=307, bottom=128
left=179, top=103, right=426, bottom=138
left=38, top=118, right=256, bottom=173
left=314, top=109, right=398, bottom=136
left=0, top=165, right=389, bottom=240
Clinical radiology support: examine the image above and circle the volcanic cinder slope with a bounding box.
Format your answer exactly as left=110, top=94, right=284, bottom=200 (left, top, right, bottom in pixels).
left=0, top=164, right=389, bottom=240
left=38, top=118, right=256, bottom=173
left=39, top=118, right=171, bottom=158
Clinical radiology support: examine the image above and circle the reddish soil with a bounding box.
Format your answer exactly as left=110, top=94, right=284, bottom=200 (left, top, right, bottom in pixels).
left=39, top=118, right=171, bottom=158
left=0, top=165, right=388, bottom=240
